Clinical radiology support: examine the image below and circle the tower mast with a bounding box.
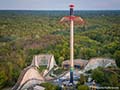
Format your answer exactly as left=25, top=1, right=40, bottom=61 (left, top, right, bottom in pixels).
left=60, top=4, right=85, bottom=84
left=69, top=4, right=74, bottom=83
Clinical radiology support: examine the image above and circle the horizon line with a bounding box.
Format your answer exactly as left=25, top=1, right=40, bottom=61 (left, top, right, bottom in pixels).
left=0, top=9, right=120, bottom=11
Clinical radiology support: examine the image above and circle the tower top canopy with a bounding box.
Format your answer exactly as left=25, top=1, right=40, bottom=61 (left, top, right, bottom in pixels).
left=69, top=4, right=74, bottom=8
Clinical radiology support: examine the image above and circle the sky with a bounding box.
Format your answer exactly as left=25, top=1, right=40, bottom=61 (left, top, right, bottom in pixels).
left=0, top=0, right=120, bottom=10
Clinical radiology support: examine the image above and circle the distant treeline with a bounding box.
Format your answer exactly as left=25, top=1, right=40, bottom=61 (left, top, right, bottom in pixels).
left=0, top=10, right=120, bottom=17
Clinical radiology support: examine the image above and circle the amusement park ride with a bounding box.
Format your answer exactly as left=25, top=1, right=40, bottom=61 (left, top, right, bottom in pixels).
left=60, top=4, right=85, bottom=84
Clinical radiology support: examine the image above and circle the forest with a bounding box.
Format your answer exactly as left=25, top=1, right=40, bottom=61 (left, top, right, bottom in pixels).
left=0, top=10, right=120, bottom=89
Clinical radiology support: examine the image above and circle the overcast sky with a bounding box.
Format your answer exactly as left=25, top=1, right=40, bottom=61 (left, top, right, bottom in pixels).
left=0, top=0, right=120, bottom=10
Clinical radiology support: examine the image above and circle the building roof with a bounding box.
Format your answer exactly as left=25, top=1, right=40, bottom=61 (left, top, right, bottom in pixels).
left=84, top=58, right=117, bottom=71
left=87, top=58, right=116, bottom=66
left=62, top=59, right=88, bottom=66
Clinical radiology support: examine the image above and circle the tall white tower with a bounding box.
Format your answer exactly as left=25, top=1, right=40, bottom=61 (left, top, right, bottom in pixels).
left=60, top=4, right=84, bottom=84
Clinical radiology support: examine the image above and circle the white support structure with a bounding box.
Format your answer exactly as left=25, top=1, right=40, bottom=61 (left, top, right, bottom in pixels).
left=70, top=20, right=74, bottom=69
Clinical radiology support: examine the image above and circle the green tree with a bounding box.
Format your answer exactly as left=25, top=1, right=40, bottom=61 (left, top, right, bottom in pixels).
left=0, top=70, right=8, bottom=89
left=114, top=50, right=120, bottom=67
left=108, top=74, right=119, bottom=87
left=77, top=74, right=86, bottom=89
left=77, top=85, right=89, bottom=90
left=79, top=74, right=86, bottom=85
left=80, top=48, right=97, bottom=59
left=91, top=68, right=104, bottom=83
left=58, top=56, right=64, bottom=66
left=40, top=82, right=59, bottom=90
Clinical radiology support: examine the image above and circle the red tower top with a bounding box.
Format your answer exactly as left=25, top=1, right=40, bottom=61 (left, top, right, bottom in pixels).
left=69, top=4, right=74, bottom=8
left=60, top=4, right=85, bottom=24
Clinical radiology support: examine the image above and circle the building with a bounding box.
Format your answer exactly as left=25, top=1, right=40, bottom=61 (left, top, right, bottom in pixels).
left=62, top=58, right=117, bottom=71
left=84, top=58, right=117, bottom=71
left=62, top=59, right=88, bottom=69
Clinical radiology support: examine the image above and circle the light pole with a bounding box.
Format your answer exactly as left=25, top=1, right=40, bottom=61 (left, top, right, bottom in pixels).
left=60, top=4, right=84, bottom=84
